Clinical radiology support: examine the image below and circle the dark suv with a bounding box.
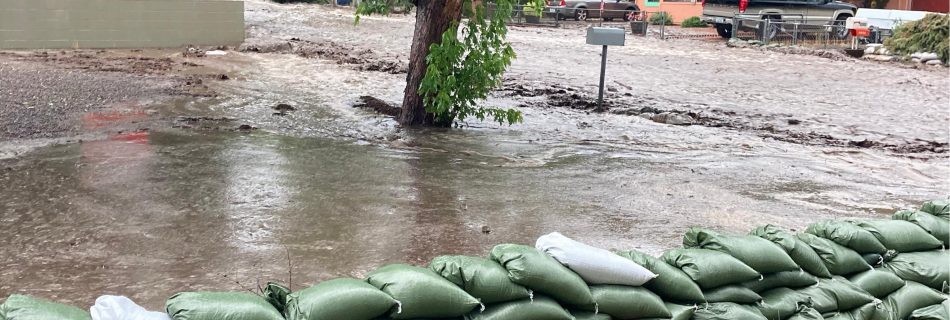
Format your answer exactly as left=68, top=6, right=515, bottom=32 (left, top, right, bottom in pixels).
left=547, top=0, right=641, bottom=21
left=702, top=0, right=857, bottom=39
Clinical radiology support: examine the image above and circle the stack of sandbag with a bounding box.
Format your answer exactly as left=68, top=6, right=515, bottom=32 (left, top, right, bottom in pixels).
left=655, top=228, right=772, bottom=319
left=793, top=219, right=893, bottom=317
left=867, top=199, right=950, bottom=320
left=747, top=225, right=829, bottom=320
left=527, top=232, right=671, bottom=320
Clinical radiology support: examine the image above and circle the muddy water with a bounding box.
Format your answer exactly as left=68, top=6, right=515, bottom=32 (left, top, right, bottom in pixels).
left=1, top=112, right=945, bottom=309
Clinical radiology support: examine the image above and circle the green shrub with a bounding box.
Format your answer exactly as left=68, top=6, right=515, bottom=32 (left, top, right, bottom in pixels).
left=884, top=13, right=949, bottom=63
left=649, top=11, right=673, bottom=26
left=681, top=16, right=707, bottom=28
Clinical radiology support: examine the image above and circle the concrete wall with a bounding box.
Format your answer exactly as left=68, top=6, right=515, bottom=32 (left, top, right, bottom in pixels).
left=0, top=0, right=244, bottom=49
left=635, top=0, right=703, bottom=24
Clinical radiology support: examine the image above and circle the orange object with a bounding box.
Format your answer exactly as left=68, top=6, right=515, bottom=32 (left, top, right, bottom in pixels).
left=850, top=28, right=870, bottom=38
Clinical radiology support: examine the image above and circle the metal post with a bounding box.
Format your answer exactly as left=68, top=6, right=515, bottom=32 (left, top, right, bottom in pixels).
left=793, top=23, right=798, bottom=45
left=660, top=15, right=666, bottom=40
left=597, top=45, right=608, bottom=111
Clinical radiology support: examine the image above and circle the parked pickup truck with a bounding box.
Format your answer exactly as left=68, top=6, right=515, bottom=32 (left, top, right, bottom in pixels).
left=702, top=0, right=857, bottom=39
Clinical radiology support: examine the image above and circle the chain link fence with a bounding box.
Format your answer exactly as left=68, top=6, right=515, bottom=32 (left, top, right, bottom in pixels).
left=728, top=15, right=857, bottom=48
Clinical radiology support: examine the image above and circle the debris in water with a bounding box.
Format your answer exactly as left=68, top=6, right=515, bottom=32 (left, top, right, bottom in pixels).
left=353, top=96, right=401, bottom=117
left=273, top=103, right=296, bottom=112
left=850, top=139, right=877, bottom=148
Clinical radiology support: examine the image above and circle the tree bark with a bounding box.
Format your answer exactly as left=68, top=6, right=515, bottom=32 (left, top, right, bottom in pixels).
left=398, top=0, right=463, bottom=126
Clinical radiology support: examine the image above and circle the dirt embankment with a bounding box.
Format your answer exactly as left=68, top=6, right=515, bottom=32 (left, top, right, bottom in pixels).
left=240, top=37, right=407, bottom=73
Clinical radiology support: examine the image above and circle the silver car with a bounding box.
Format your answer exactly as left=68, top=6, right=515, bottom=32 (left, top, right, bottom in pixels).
left=547, top=0, right=642, bottom=21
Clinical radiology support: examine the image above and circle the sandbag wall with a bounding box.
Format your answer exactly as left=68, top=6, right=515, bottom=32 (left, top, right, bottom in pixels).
left=2, top=200, right=949, bottom=320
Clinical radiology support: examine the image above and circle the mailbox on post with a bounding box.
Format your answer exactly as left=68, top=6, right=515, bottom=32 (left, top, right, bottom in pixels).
left=587, top=27, right=626, bottom=46
left=586, top=27, right=625, bottom=111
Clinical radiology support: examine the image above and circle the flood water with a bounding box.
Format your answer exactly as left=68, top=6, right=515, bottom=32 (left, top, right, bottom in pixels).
left=1, top=117, right=944, bottom=309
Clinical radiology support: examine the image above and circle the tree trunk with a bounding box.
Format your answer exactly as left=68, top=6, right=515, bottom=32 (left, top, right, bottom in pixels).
left=399, top=0, right=463, bottom=126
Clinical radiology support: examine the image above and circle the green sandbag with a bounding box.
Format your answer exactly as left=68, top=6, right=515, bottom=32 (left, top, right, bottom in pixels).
left=703, top=285, right=762, bottom=304
left=665, top=303, right=696, bottom=320
left=0, top=295, right=91, bottom=320
left=756, top=287, right=812, bottom=320
left=285, top=278, right=397, bottom=320
left=894, top=210, right=950, bottom=247
left=465, top=296, right=572, bottom=320
left=660, top=248, right=760, bottom=289
left=795, top=276, right=875, bottom=313
left=848, top=269, right=906, bottom=298
left=165, top=292, right=284, bottom=320
left=684, top=227, right=799, bottom=274
left=430, top=255, right=532, bottom=304
left=921, top=200, right=950, bottom=219
left=806, top=220, right=887, bottom=254
left=879, top=281, right=948, bottom=320
left=692, top=302, right=768, bottom=320
left=570, top=310, right=612, bottom=320
left=910, top=300, right=950, bottom=320
left=786, top=307, right=824, bottom=320
left=751, top=225, right=833, bottom=278
left=797, top=233, right=872, bottom=276
left=615, top=250, right=705, bottom=303
left=883, top=250, right=950, bottom=291
left=489, top=244, right=594, bottom=309
left=856, top=220, right=944, bottom=252
left=590, top=285, right=670, bottom=319
left=741, top=270, right=818, bottom=293
left=367, top=264, right=480, bottom=319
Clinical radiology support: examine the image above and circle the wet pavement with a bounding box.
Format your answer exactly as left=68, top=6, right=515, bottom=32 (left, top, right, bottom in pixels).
left=1, top=0, right=948, bottom=310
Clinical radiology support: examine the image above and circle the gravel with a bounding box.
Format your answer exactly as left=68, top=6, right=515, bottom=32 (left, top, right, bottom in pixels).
left=0, top=56, right=175, bottom=140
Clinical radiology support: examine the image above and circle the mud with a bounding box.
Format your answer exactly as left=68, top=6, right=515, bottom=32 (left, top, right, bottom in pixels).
left=503, top=81, right=948, bottom=154
left=240, top=38, right=407, bottom=73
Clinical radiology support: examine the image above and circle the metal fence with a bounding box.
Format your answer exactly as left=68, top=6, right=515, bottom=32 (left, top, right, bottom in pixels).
left=728, top=16, right=857, bottom=48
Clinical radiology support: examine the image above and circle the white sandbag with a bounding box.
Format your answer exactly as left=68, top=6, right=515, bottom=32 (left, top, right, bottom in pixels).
left=536, top=232, right=657, bottom=286
left=91, top=295, right=171, bottom=320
